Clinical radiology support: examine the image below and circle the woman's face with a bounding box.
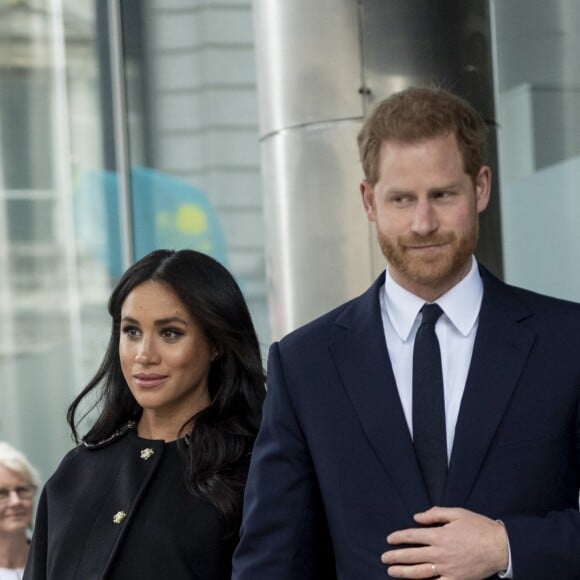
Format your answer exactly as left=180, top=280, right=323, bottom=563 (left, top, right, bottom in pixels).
left=119, top=281, right=214, bottom=429
left=0, top=466, right=34, bottom=534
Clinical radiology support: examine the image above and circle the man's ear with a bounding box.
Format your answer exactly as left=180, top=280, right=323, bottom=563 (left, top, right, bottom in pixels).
left=360, top=180, right=377, bottom=222
left=475, top=165, right=491, bottom=214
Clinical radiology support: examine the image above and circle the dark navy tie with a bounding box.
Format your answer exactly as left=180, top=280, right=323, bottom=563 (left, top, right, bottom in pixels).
left=413, top=303, right=447, bottom=504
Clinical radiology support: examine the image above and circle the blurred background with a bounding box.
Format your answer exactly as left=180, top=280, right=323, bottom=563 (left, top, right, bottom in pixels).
left=1, top=0, right=579, bottom=483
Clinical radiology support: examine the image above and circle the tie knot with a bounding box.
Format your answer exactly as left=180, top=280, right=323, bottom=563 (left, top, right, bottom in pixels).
left=420, top=303, right=443, bottom=325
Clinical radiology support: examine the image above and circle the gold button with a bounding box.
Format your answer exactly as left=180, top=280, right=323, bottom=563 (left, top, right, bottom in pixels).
left=140, top=448, right=155, bottom=460
left=113, top=511, right=126, bottom=524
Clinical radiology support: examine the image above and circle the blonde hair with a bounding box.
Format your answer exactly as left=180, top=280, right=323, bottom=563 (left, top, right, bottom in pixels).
left=0, top=442, right=40, bottom=487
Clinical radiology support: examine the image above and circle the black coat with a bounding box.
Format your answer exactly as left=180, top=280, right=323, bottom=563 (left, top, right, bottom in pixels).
left=24, top=425, right=238, bottom=579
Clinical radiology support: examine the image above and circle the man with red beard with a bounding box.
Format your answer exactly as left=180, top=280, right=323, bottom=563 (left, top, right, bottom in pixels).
left=233, top=87, right=580, bottom=580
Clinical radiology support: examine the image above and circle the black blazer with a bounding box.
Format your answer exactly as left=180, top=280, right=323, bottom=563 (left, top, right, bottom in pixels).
left=233, top=265, right=580, bottom=579
left=24, top=426, right=238, bottom=580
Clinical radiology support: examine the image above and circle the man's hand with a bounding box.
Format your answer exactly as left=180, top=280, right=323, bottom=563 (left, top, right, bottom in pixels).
left=381, top=507, right=509, bottom=579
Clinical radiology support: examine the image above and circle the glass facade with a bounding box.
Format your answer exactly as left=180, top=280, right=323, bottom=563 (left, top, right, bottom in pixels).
left=2, top=0, right=580, bottom=484
left=0, top=0, right=267, bottom=481
left=491, top=0, right=580, bottom=301
left=0, top=0, right=108, bottom=479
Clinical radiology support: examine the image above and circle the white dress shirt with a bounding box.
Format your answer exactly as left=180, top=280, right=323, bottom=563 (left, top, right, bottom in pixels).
left=379, top=256, right=483, bottom=460
left=0, top=567, right=24, bottom=579
left=379, top=256, right=512, bottom=577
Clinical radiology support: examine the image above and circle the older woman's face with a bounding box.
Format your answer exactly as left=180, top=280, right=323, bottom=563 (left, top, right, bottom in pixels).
left=0, top=466, right=35, bottom=534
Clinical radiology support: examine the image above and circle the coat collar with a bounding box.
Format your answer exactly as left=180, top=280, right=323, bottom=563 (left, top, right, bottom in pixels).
left=82, top=421, right=137, bottom=449
left=328, top=266, right=536, bottom=515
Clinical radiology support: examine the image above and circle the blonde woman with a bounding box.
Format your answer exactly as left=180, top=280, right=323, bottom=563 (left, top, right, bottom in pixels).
left=0, top=442, right=39, bottom=580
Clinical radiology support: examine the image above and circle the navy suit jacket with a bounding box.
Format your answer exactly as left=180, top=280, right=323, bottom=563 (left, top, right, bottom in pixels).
left=233, top=266, right=580, bottom=579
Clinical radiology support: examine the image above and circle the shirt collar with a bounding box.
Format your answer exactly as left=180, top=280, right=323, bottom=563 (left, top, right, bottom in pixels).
left=383, top=256, right=483, bottom=341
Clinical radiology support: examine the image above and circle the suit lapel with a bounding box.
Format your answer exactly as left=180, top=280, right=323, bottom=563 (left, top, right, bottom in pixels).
left=328, top=268, right=536, bottom=514
left=443, top=268, right=535, bottom=506
left=329, top=274, right=431, bottom=517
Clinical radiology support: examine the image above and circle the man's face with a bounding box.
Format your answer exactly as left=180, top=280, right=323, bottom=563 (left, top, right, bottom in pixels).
left=360, top=132, right=490, bottom=301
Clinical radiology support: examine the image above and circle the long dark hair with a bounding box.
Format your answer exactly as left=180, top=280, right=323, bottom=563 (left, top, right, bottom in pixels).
left=67, top=249, right=265, bottom=531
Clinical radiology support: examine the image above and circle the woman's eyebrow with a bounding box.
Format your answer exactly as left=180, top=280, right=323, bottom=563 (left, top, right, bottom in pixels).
left=121, top=315, right=188, bottom=325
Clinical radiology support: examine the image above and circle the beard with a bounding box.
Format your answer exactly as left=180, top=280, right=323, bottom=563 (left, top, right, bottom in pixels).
left=377, top=220, right=479, bottom=290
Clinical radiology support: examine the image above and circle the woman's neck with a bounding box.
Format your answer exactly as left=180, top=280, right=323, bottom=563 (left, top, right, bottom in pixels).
left=0, top=533, right=28, bottom=568
left=137, top=415, right=192, bottom=442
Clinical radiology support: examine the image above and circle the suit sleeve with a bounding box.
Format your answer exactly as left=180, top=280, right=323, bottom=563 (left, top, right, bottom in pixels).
left=232, top=342, right=334, bottom=580
left=501, top=396, right=580, bottom=579
left=23, top=485, right=48, bottom=580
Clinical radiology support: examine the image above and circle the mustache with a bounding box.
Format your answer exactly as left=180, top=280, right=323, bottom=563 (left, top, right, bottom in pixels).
left=400, top=233, right=456, bottom=247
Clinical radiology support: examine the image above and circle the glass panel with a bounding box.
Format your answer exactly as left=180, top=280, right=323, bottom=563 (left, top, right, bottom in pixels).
left=491, top=0, right=580, bottom=300
left=0, top=0, right=113, bottom=479
left=0, top=0, right=268, bottom=483
left=119, top=0, right=270, bottom=351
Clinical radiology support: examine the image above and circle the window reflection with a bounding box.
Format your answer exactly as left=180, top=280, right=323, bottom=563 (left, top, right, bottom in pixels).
left=0, top=0, right=109, bottom=480
left=492, top=0, right=580, bottom=301
left=0, top=0, right=268, bottom=482
left=119, top=0, right=269, bottom=349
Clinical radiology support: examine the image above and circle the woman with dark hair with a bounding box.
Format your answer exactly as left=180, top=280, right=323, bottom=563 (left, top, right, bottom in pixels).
left=24, top=249, right=265, bottom=580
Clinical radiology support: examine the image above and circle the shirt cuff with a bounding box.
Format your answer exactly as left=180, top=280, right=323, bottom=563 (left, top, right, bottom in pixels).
left=496, top=520, right=513, bottom=578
